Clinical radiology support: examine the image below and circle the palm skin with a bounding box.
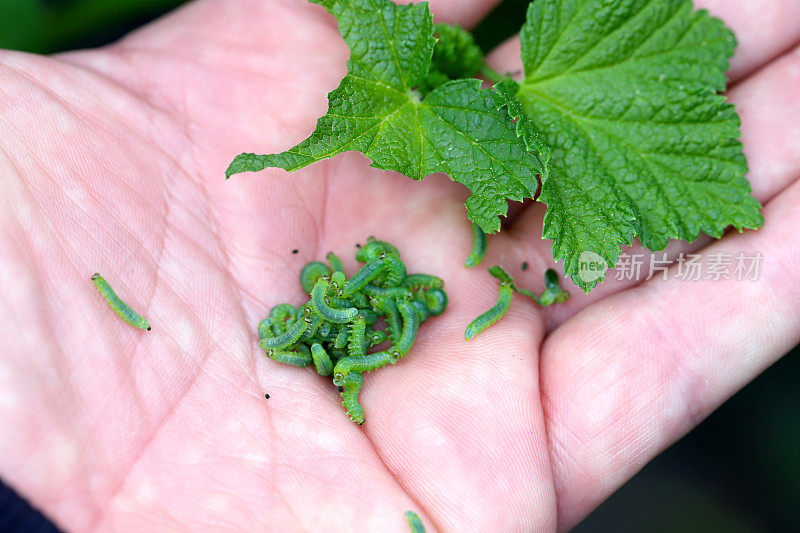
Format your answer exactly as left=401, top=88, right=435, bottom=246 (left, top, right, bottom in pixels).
left=1, top=0, right=799, bottom=531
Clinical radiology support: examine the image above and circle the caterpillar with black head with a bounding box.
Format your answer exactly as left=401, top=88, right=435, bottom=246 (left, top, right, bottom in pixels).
left=465, top=281, right=513, bottom=340
left=90, top=274, right=151, bottom=331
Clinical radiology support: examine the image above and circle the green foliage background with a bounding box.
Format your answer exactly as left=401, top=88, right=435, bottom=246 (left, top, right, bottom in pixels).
left=0, top=0, right=797, bottom=530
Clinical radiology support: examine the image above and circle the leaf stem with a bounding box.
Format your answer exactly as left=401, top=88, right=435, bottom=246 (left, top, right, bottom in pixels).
left=480, top=64, right=507, bottom=84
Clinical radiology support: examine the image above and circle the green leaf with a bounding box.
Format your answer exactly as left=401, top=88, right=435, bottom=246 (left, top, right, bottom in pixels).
left=517, top=0, right=763, bottom=291
left=492, top=78, right=551, bottom=164
left=430, top=23, right=485, bottom=80
left=226, top=0, right=549, bottom=233
left=418, top=23, right=485, bottom=94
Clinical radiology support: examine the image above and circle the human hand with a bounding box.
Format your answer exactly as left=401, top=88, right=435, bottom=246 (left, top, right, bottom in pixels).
left=0, top=0, right=798, bottom=530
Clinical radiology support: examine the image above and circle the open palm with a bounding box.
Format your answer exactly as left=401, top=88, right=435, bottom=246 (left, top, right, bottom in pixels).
left=1, top=0, right=799, bottom=530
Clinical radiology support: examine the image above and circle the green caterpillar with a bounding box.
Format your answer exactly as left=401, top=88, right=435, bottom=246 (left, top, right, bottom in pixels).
left=347, top=314, right=368, bottom=358
left=343, top=258, right=386, bottom=297
left=465, top=266, right=569, bottom=339
left=356, top=236, right=399, bottom=263
left=420, top=287, right=448, bottom=316
left=311, top=343, right=334, bottom=376
left=394, top=300, right=419, bottom=356
left=311, top=276, right=358, bottom=323
left=300, top=261, right=331, bottom=293
left=264, top=346, right=312, bottom=367
left=333, top=351, right=395, bottom=385
left=260, top=317, right=308, bottom=349
left=489, top=266, right=570, bottom=306
left=326, top=251, right=345, bottom=273
left=465, top=281, right=513, bottom=341
left=464, top=221, right=487, bottom=268
left=404, top=511, right=426, bottom=533
left=90, top=274, right=151, bottom=331
left=339, top=372, right=365, bottom=425
left=402, top=273, right=444, bottom=290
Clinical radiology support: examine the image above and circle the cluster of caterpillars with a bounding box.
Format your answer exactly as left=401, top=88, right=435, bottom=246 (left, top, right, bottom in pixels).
left=257, top=238, right=447, bottom=424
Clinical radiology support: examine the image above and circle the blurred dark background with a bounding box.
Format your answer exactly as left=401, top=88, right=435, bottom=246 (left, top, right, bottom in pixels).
left=0, top=0, right=797, bottom=531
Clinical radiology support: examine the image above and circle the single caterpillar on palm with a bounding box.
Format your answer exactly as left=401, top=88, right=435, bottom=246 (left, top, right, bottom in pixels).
left=465, top=281, right=513, bottom=340
left=90, top=273, right=151, bottom=331
left=464, top=221, right=487, bottom=268
left=465, top=266, right=569, bottom=339
left=404, top=511, right=426, bottom=533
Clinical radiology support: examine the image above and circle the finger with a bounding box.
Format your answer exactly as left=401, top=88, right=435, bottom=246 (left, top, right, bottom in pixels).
left=280, top=191, right=558, bottom=530
left=540, top=177, right=800, bottom=530
left=360, top=261, right=558, bottom=531
left=486, top=0, right=800, bottom=84
left=427, top=0, right=502, bottom=26
left=489, top=40, right=800, bottom=329
left=697, top=0, right=800, bottom=82
left=728, top=45, right=800, bottom=200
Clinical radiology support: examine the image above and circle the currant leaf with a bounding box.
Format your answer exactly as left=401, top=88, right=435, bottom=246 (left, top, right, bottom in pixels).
left=517, top=0, right=763, bottom=290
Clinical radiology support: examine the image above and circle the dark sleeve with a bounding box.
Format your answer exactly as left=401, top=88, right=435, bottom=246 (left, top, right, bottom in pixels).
left=0, top=478, right=61, bottom=532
